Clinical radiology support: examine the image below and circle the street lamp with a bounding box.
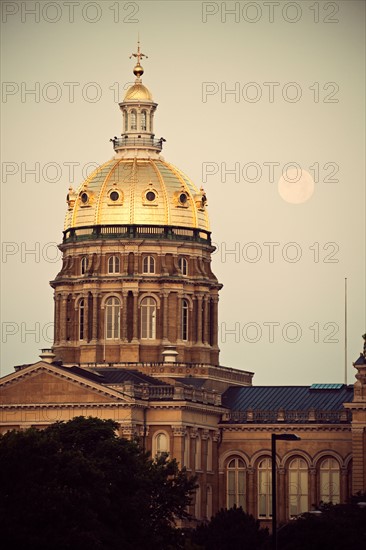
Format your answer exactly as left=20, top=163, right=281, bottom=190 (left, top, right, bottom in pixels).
left=271, top=433, right=301, bottom=550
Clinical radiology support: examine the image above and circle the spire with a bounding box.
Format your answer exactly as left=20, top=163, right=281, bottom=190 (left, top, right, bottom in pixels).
left=130, top=38, right=148, bottom=81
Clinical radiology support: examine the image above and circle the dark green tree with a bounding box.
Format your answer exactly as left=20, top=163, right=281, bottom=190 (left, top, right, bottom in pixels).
left=187, top=506, right=270, bottom=550
left=277, top=498, right=366, bottom=550
left=0, top=417, right=196, bottom=550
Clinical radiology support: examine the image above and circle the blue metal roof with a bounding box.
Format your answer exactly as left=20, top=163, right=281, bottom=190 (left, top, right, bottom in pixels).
left=222, top=385, right=353, bottom=412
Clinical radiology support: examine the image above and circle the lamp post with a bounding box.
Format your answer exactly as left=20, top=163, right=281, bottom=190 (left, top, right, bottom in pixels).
left=271, top=433, right=301, bottom=550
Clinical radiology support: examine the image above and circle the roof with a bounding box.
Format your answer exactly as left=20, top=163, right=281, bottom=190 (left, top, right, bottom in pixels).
left=354, top=353, right=366, bottom=365
left=222, top=385, right=354, bottom=412
left=62, top=366, right=165, bottom=386
left=64, top=158, right=210, bottom=232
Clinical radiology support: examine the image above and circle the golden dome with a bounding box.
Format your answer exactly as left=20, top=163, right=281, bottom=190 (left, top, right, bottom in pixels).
left=65, top=158, right=209, bottom=231
left=124, top=83, right=152, bottom=101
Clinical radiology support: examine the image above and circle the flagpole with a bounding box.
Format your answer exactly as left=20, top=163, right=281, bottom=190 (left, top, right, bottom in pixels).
left=345, top=277, right=347, bottom=385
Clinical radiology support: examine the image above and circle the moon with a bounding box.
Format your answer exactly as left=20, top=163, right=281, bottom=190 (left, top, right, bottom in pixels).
left=278, top=168, right=314, bottom=204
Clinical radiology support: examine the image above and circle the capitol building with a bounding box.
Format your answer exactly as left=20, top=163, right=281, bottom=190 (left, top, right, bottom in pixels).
left=1, top=44, right=365, bottom=528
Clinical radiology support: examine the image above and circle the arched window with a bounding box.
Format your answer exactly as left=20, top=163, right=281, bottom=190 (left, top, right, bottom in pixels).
left=195, top=433, right=201, bottom=470
left=79, top=299, right=85, bottom=340
left=141, top=110, right=147, bottom=131
left=206, top=485, right=213, bottom=520
left=141, top=297, right=156, bottom=339
left=81, top=257, right=87, bottom=275
left=154, top=432, right=169, bottom=458
left=289, top=458, right=309, bottom=517
left=184, top=433, right=190, bottom=468
left=207, top=436, right=213, bottom=471
left=105, top=297, right=120, bottom=339
left=227, top=457, right=246, bottom=510
left=124, top=110, right=128, bottom=132
left=195, top=485, right=201, bottom=519
left=143, top=255, right=155, bottom=274
left=179, top=257, right=188, bottom=275
left=108, top=255, right=120, bottom=274
left=258, top=458, right=272, bottom=518
left=130, top=110, right=137, bottom=130
left=182, top=299, right=189, bottom=341
left=320, top=458, right=340, bottom=504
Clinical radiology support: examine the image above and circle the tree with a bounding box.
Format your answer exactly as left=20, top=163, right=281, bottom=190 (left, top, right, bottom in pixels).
left=277, top=498, right=366, bottom=550
left=187, top=506, right=270, bottom=550
left=0, top=417, right=196, bottom=550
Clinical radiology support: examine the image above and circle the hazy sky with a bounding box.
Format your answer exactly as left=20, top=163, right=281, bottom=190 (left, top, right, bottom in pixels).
left=1, top=0, right=365, bottom=385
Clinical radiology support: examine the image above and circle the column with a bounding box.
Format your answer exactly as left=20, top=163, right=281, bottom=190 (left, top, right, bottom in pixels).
left=247, top=467, right=255, bottom=517
left=341, top=468, right=348, bottom=504
left=60, top=295, right=68, bottom=343
left=132, top=291, right=138, bottom=341
left=176, top=292, right=182, bottom=342
left=92, top=292, right=98, bottom=341
left=196, top=294, right=203, bottom=344
left=121, top=291, right=128, bottom=341
left=53, top=295, right=59, bottom=344
left=212, top=431, right=220, bottom=513
left=84, top=293, right=89, bottom=342
left=352, top=427, right=365, bottom=494
left=278, top=468, right=286, bottom=523
left=172, top=425, right=186, bottom=467
left=212, top=296, right=219, bottom=347
left=190, top=428, right=198, bottom=472
left=309, top=468, right=317, bottom=509
left=203, top=296, right=209, bottom=344
left=161, top=291, right=169, bottom=342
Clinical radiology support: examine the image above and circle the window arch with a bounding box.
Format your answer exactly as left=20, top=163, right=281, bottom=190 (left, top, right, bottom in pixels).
left=179, top=257, right=188, bottom=275
left=141, top=110, right=147, bottom=131
left=143, top=255, right=155, bottom=274
left=320, top=458, right=340, bottom=504
left=227, top=457, right=246, bottom=510
left=289, top=458, right=309, bottom=517
left=105, top=297, right=120, bottom=339
left=141, top=297, right=156, bottom=339
left=153, top=432, right=169, bottom=458
left=81, top=256, right=87, bottom=275
left=108, top=255, right=120, bottom=274
left=182, top=299, right=189, bottom=341
left=79, top=299, right=85, bottom=340
left=258, top=458, right=272, bottom=518
left=130, top=109, right=137, bottom=130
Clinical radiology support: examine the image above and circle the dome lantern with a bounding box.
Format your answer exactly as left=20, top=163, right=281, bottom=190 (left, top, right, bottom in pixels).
left=114, top=40, right=163, bottom=159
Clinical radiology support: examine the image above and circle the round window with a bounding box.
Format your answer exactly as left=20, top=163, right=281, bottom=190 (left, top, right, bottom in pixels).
left=179, top=193, right=188, bottom=204
left=110, top=191, right=119, bottom=202
left=146, top=191, right=156, bottom=202
left=81, top=192, right=88, bottom=204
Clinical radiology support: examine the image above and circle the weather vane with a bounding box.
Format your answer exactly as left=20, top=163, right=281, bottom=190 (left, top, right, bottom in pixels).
left=130, top=38, right=148, bottom=66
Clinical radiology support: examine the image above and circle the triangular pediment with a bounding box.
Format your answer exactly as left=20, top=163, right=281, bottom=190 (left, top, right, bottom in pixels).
left=0, top=362, right=133, bottom=405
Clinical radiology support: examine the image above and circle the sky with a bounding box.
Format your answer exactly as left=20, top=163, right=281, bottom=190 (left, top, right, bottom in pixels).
left=1, top=0, right=365, bottom=385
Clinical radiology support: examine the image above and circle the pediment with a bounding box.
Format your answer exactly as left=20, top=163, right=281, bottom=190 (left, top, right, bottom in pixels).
left=0, top=362, right=132, bottom=405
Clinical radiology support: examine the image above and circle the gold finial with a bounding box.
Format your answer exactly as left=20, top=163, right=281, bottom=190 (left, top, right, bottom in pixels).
left=130, top=38, right=148, bottom=79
